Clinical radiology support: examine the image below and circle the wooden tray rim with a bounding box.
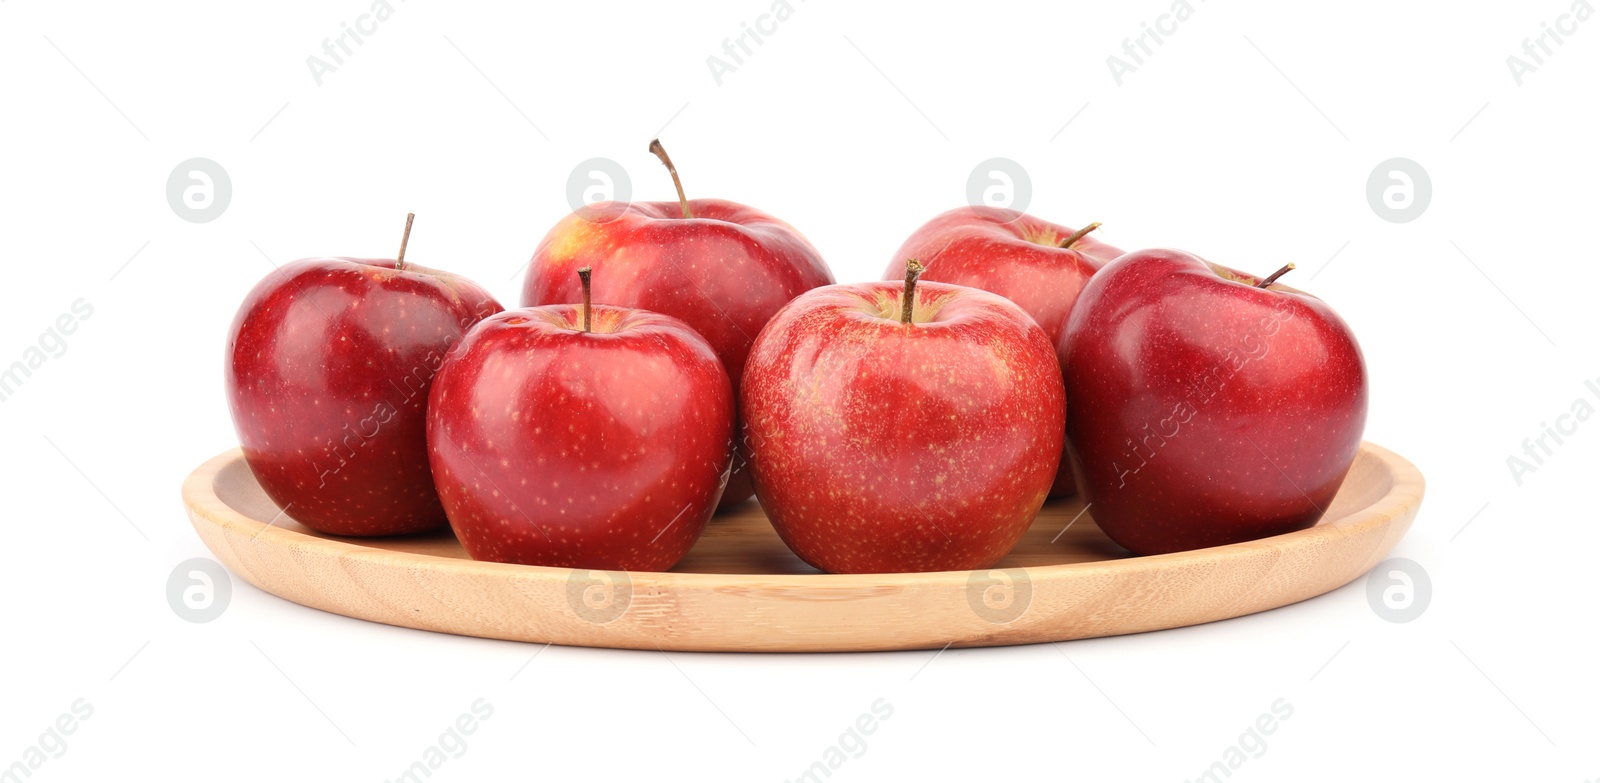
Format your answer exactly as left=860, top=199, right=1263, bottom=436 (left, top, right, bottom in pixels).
left=181, top=441, right=1423, bottom=589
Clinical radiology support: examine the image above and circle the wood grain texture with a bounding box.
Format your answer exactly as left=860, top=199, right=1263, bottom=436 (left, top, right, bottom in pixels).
left=181, top=442, right=1423, bottom=652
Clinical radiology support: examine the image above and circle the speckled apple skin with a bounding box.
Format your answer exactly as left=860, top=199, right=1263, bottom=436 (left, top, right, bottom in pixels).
left=426, top=304, right=734, bottom=571
left=885, top=206, right=1124, bottom=498
left=226, top=258, right=503, bottom=536
left=742, top=280, right=1065, bottom=574
left=521, top=199, right=833, bottom=509
left=1058, top=249, right=1368, bottom=556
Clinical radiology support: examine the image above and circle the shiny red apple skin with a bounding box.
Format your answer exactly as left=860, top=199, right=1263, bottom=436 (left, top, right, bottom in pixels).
left=521, top=199, right=833, bottom=509
left=226, top=258, right=503, bottom=536
left=885, top=206, right=1123, bottom=497
left=885, top=207, right=1122, bottom=344
left=426, top=304, right=734, bottom=571
left=1058, top=248, right=1368, bottom=556
left=742, top=280, right=1065, bottom=574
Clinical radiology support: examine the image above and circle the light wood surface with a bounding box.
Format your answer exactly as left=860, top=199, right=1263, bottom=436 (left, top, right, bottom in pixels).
left=181, top=443, right=1423, bottom=652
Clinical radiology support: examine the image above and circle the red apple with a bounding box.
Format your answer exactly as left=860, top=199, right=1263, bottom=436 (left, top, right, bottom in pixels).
left=521, top=140, right=833, bottom=509
left=1057, top=249, right=1368, bottom=555
left=428, top=268, right=734, bottom=570
left=742, top=261, right=1065, bottom=573
left=885, top=206, right=1122, bottom=497
left=226, top=215, right=502, bottom=536
left=885, top=207, right=1122, bottom=343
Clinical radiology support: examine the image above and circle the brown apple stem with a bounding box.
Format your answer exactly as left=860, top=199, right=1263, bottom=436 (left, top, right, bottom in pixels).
left=1256, top=263, right=1296, bottom=288
left=901, top=259, right=925, bottom=325
left=578, top=266, right=593, bottom=333
left=1059, top=221, right=1102, bottom=249
left=648, top=139, right=692, bottom=219
left=396, top=212, right=416, bottom=271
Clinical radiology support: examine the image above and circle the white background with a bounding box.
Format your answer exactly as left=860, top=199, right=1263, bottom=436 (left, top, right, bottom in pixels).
left=2, top=0, right=1597, bottom=779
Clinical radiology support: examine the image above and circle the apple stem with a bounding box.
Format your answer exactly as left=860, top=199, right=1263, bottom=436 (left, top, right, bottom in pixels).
left=648, top=139, right=692, bottom=219
left=396, top=212, right=415, bottom=271
left=1257, top=263, right=1296, bottom=288
left=1059, top=221, right=1102, bottom=249
left=901, top=259, right=925, bottom=325
left=578, top=266, right=593, bottom=333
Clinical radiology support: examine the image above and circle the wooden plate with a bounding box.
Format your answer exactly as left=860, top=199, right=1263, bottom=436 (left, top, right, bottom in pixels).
left=181, top=442, right=1422, bottom=652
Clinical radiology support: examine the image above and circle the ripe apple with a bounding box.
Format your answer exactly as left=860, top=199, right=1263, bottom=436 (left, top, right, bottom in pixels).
left=226, top=215, right=503, bottom=536
left=742, top=261, right=1065, bottom=573
left=885, top=206, right=1122, bottom=497
left=428, top=267, right=734, bottom=570
left=521, top=140, right=833, bottom=509
left=885, top=207, right=1122, bottom=344
left=1057, top=249, right=1368, bottom=555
